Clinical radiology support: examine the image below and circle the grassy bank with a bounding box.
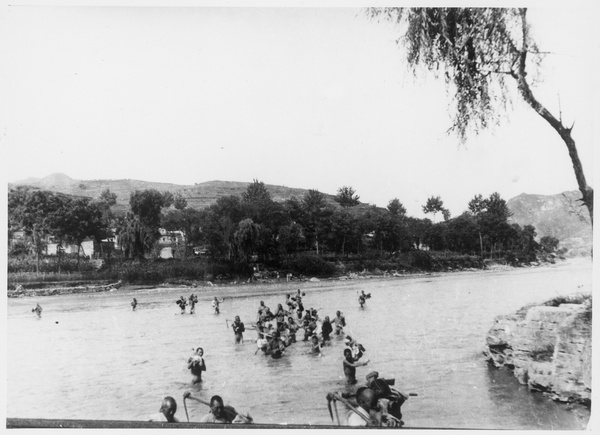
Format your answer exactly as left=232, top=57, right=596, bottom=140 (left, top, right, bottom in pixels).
left=7, top=249, right=549, bottom=291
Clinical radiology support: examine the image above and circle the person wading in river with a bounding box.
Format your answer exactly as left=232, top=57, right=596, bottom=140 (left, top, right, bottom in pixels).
left=176, top=296, right=187, bottom=314
left=188, top=347, right=206, bottom=384
left=232, top=315, right=245, bottom=343
left=333, top=311, right=346, bottom=335
left=212, top=297, right=224, bottom=314
left=321, top=316, right=333, bottom=345
left=32, top=303, right=42, bottom=318
left=343, top=348, right=369, bottom=385
left=131, top=298, right=138, bottom=311
left=189, top=294, right=198, bottom=314
left=358, top=290, right=371, bottom=308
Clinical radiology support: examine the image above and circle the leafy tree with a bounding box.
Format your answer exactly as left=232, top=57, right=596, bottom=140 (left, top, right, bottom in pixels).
left=540, top=235, right=559, bottom=253
left=300, top=189, right=333, bottom=255
left=233, top=218, right=261, bottom=264
left=50, top=197, right=107, bottom=268
left=173, top=193, right=188, bottom=210
left=202, top=195, right=245, bottom=260
left=335, top=186, right=360, bottom=208
left=468, top=194, right=487, bottom=257
left=98, top=188, right=117, bottom=208
left=479, top=192, right=513, bottom=257
left=368, top=7, right=593, bottom=222
left=242, top=179, right=271, bottom=204
left=387, top=198, right=406, bottom=216
left=518, top=224, right=539, bottom=254
left=8, top=188, right=64, bottom=272
left=161, top=207, right=204, bottom=254
left=422, top=196, right=447, bottom=223
left=122, top=189, right=173, bottom=258
left=117, top=212, right=155, bottom=259
left=241, top=180, right=288, bottom=261
left=384, top=199, right=409, bottom=252
left=278, top=222, right=305, bottom=258
left=444, top=213, right=480, bottom=253
left=406, top=216, right=432, bottom=250
left=328, top=208, right=356, bottom=257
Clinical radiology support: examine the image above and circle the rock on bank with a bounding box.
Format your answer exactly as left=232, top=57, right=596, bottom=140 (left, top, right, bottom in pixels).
left=483, top=298, right=591, bottom=406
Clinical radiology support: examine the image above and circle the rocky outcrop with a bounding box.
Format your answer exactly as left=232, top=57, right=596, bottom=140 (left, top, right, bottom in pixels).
left=484, top=299, right=591, bottom=406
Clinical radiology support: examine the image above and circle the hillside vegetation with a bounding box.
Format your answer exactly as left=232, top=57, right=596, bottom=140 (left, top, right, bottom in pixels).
left=11, top=173, right=592, bottom=254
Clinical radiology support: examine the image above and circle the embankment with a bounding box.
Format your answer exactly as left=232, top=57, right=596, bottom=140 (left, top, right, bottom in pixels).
left=483, top=296, right=591, bottom=406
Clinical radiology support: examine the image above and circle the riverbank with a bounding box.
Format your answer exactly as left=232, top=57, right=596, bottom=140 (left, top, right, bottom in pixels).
left=9, top=257, right=586, bottom=299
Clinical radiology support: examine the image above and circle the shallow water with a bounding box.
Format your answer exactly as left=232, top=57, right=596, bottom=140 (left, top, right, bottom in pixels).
left=7, top=259, right=592, bottom=428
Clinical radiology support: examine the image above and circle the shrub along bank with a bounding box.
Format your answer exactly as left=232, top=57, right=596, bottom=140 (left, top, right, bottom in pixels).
left=7, top=249, right=547, bottom=291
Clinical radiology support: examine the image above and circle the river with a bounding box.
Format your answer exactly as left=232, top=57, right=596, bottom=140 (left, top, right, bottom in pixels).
left=6, top=259, right=592, bottom=429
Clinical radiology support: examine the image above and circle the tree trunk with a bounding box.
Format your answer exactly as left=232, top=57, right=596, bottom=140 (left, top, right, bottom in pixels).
left=516, top=9, right=593, bottom=224
left=478, top=231, right=484, bottom=258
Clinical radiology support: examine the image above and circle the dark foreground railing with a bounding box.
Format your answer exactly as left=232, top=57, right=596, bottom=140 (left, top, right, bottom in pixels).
left=7, top=418, right=477, bottom=430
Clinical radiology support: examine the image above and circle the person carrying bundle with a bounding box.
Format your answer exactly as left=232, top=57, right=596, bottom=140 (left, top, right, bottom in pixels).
left=176, top=296, right=187, bottom=314
left=358, top=290, right=372, bottom=308
left=188, top=347, right=206, bottom=384
left=32, top=303, right=43, bottom=318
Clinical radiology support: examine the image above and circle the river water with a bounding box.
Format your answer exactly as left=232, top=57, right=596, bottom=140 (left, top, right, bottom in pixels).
left=7, top=259, right=592, bottom=429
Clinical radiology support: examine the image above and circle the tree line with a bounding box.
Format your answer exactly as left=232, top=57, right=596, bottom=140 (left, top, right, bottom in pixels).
left=8, top=181, right=559, bottom=273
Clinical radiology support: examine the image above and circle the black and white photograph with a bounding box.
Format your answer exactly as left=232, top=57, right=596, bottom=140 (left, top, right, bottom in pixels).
left=2, top=0, right=596, bottom=430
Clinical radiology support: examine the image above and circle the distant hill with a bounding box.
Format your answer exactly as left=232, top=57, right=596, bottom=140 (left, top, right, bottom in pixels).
left=507, top=191, right=592, bottom=256
left=9, top=173, right=336, bottom=216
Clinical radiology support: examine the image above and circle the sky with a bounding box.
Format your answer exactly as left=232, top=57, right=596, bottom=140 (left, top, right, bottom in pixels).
left=1, top=1, right=597, bottom=219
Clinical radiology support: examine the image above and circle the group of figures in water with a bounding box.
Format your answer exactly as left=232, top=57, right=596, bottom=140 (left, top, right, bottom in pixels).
left=31, top=286, right=406, bottom=426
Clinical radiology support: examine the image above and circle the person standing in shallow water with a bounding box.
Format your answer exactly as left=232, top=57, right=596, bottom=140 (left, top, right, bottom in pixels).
left=232, top=315, right=245, bottom=343
left=188, top=347, right=206, bottom=384
left=176, top=296, right=187, bottom=314
left=189, top=294, right=198, bottom=314
left=32, top=303, right=42, bottom=318
left=333, top=311, right=346, bottom=335
left=343, top=348, right=369, bottom=385
left=131, top=298, right=138, bottom=311
left=212, top=297, right=224, bottom=314
left=321, top=316, right=333, bottom=345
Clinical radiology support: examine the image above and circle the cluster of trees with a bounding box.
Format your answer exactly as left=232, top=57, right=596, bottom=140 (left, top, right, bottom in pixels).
left=8, top=186, right=116, bottom=272
left=9, top=181, right=556, bottom=273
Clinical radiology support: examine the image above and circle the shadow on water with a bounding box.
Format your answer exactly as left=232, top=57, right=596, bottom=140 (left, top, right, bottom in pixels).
left=484, top=363, right=589, bottom=430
